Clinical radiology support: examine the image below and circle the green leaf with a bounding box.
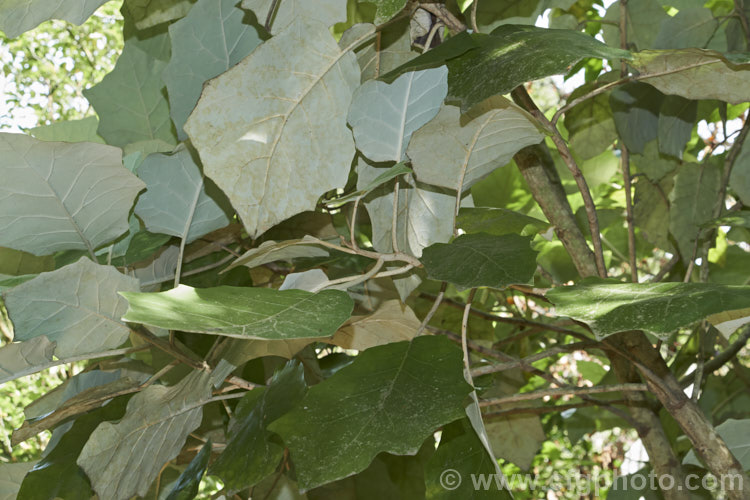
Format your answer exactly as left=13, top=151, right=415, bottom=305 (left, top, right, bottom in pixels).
left=269, top=336, right=472, bottom=491
left=610, top=82, right=662, bottom=155
left=210, top=362, right=306, bottom=491
left=163, top=0, right=262, bottom=139
left=363, top=0, right=408, bottom=24
left=348, top=19, right=415, bottom=82
left=564, top=78, right=618, bottom=160
left=17, top=395, right=130, bottom=500
left=28, top=116, right=104, bottom=143
left=324, top=162, right=412, bottom=208
left=331, top=300, right=420, bottom=350
left=0, top=462, right=37, bottom=500
left=0, top=336, right=55, bottom=385
left=407, top=97, right=545, bottom=191
left=546, top=282, right=750, bottom=339
left=121, top=284, right=354, bottom=339
left=126, top=0, right=197, bottom=30
left=241, top=0, right=347, bottom=31
left=225, top=237, right=330, bottom=272
left=657, top=95, right=697, bottom=159
left=77, top=370, right=213, bottom=500
left=729, top=145, right=750, bottom=206
left=456, top=207, right=549, bottom=236
left=445, top=25, right=630, bottom=112
left=165, top=438, right=212, bottom=500
left=703, top=211, right=750, bottom=229
left=486, top=414, right=544, bottom=471
left=0, top=248, right=53, bottom=276
left=134, top=146, right=232, bottom=244
left=684, top=418, right=750, bottom=470
left=0, top=0, right=108, bottom=38
left=633, top=174, right=674, bottom=252
left=421, top=233, right=538, bottom=289
left=4, top=258, right=140, bottom=357
left=424, top=417, right=512, bottom=499
left=631, top=49, right=750, bottom=104
left=632, top=140, right=679, bottom=181
left=0, top=133, right=145, bottom=256
left=380, top=31, right=479, bottom=82
left=601, top=0, right=668, bottom=51
left=472, top=0, right=544, bottom=32
left=653, top=7, right=721, bottom=50
left=84, top=37, right=177, bottom=148
left=669, top=162, right=721, bottom=260
left=348, top=67, right=447, bottom=162
left=185, top=18, right=362, bottom=238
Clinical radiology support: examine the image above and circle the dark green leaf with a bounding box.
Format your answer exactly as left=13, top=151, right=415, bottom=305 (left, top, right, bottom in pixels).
left=269, top=336, right=472, bottom=491
left=164, top=439, right=212, bottom=500
left=610, top=82, right=663, bottom=155
left=380, top=31, right=479, bottom=82
left=669, top=162, right=721, bottom=260
left=457, top=208, right=549, bottom=237
left=657, top=95, right=697, bottom=159
left=421, top=233, right=538, bottom=289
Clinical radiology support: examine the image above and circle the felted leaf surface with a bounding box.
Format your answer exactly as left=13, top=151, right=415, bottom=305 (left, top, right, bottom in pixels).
left=546, top=282, right=750, bottom=339
left=269, top=336, right=472, bottom=490
left=456, top=207, right=549, bottom=236
left=242, top=0, right=347, bottom=31
left=0, top=462, right=38, bottom=500
left=0, top=336, right=55, bottom=385
left=669, top=162, right=720, bottom=260
left=4, top=258, right=140, bottom=357
left=445, top=25, right=630, bottom=112
left=165, top=438, right=212, bottom=500
left=210, top=362, right=306, bottom=491
left=84, top=37, right=176, bottom=148
left=0, top=133, right=145, bottom=256
left=684, top=418, right=750, bottom=470
left=0, top=0, right=107, bottom=38
left=28, top=116, right=104, bottom=143
left=348, top=67, right=447, bottom=162
left=77, top=370, right=213, bottom=500
left=121, top=284, right=354, bottom=339
left=185, top=18, right=361, bottom=238
left=631, top=49, right=750, bottom=104
left=421, top=233, right=538, bottom=289
left=347, top=19, right=414, bottom=82
left=225, top=237, right=329, bottom=272
left=163, top=0, right=262, bottom=139
left=331, top=300, right=420, bottom=350
left=134, top=146, right=232, bottom=244
left=126, top=0, right=196, bottom=30
left=408, top=97, right=544, bottom=191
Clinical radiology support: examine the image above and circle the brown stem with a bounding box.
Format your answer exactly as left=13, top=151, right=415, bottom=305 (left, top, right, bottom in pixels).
left=418, top=1, right=467, bottom=34
left=483, top=399, right=629, bottom=419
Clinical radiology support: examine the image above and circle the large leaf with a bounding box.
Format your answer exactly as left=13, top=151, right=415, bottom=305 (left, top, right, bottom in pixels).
left=348, top=19, right=415, bottom=82
left=126, top=0, right=197, bottom=30
left=456, top=207, right=549, bottom=237
left=0, top=462, right=37, bottom=500
left=210, top=362, right=306, bottom=491
left=610, top=82, right=662, bottom=155
left=564, top=78, right=618, bottom=160
left=669, top=162, right=721, bottom=260
left=421, top=233, right=538, bottom=289
left=0, top=133, right=145, bottom=256
left=4, top=258, right=140, bottom=357
left=121, top=284, right=353, bottom=339
left=185, top=18, right=362, bottom=238
left=0, top=336, right=55, bottom=384
left=331, top=300, right=420, bottom=350
left=653, top=7, right=721, bottom=51
left=601, top=0, right=667, bottom=51
left=163, top=0, right=262, bottom=139
left=445, top=25, right=630, bottom=112
left=0, top=0, right=107, bottom=38
left=77, top=370, right=213, bottom=500
left=684, top=418, right=750, bottom=470
left=348, top=67, right=448, bottom=162
left=134, top=146, right=232, bottom=244
left=729, top=145, right=750, bottom=206
left=84, top=37, right=177, bottom=148
left=242, top=0, right=347, bottom=31
left=631, top=49, right=750, bottom=104
left=269, top=336, right=472, bottom=490
left=657, top=95, right=697, bottom=159
left=407, top=97, right=544, bottom=191
left=546, top=282, right=750, bottom=339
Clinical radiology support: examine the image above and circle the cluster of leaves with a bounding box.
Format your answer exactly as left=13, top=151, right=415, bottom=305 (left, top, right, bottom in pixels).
left=2, top=0, right=750, bottom=499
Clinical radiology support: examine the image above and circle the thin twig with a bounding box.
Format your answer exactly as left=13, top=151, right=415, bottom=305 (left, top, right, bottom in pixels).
left=478, top=383, right=648, bottom=407
left=679, top=326, right=750, bottom=388
left=422, top=20, right=443, bottom=51
left=461, top=289, right=478, bottom=384
left=350, top=196, right=361, bottom=251
left=308, top=237, right=423, bottom=268
left=418, top=2, right=467, bottom=34
left=483, top=399, right=629, bottom=419
left=415, top=282, right=447, bottom=336
left=470, top=341, right=596, bottom=377
left=650, top=253, right=680, bottom=282
left=264, top=0, right=282, bottom=32
left=311, top=257, right=385, bottom=292
left=391, top=181, right=400, bottom=253
left=470, top=0, right=479, bottom=33
left=141, top=252, right=236, bottom=287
